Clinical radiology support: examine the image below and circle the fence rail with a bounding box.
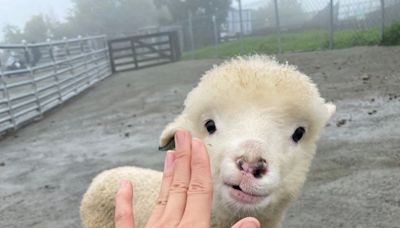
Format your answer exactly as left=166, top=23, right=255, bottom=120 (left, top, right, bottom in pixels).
left=0, top=35, right=112, bottom=134
left=108, top=31, right=180, bottom=73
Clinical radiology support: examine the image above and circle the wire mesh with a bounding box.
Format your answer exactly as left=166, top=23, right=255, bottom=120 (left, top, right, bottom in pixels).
left=165, top=0, right=400, bottom=59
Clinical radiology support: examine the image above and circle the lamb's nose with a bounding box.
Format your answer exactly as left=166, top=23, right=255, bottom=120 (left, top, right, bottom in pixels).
left=236, top=157, right=268, bottom=178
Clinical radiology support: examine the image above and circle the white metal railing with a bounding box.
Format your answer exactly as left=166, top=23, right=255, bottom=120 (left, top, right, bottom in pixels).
left=0, top=35, right=112, bottom=134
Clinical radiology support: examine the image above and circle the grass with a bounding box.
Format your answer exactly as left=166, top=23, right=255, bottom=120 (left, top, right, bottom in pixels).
left=183, top=28, right=382, bottom=59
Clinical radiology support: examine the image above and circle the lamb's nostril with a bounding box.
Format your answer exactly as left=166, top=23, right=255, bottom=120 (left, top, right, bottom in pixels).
left=236, top=157, right=268, bottom=178
left=237, top=159, right=245, bottom=171
left=252, top=160, right=267, bottom=178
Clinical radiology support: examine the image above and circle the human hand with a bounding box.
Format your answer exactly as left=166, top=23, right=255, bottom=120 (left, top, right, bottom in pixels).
left=115, top=129, right=260, bottom=228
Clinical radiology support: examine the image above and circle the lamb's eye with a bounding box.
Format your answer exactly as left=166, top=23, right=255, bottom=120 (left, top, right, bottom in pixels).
left=292, top=127, right=305, bottom=143
left=205, top=120, right=217, bottom=134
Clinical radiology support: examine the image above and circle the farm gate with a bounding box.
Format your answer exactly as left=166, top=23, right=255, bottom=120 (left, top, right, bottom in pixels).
left=108, top=31, right=181, bottom=73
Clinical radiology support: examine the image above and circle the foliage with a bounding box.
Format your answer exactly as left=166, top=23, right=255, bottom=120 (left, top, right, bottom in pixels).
left=251, top=0, right=307, bottom=31
left=23, top=15, right=50, bottom=42
left=154, top=0, right=230, bottom=24
left=68, top=0, right=163, bottom=37
left=382, top=21, right=400, bottom=45
left=183, top=28, right=383, bottom=59
left=2, top=14, right=52, bottom=43
left=2, top=25, right=25, bottom=43
left=155, top=0, right=231, bottom=47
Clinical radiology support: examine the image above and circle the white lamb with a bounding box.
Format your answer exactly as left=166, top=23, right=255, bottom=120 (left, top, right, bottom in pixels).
left=80, top=56, right=335, bottom=228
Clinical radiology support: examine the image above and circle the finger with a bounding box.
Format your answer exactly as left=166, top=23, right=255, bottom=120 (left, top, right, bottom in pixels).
left=115, top=180, right=135, bottom=228
left=160, top=129, right=192, bottom=226
left=231, top=217, right=260, bottom=228
left=146, top=151, right=175, bottom=226
left=180, top=139, right=213, bottom=227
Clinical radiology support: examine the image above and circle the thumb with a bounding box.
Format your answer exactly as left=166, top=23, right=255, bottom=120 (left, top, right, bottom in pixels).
left=231, top=217, right=260, bottom=228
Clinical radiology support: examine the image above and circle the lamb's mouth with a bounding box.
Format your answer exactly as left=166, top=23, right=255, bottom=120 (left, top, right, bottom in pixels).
left=225, top=184, right=268, bottom=204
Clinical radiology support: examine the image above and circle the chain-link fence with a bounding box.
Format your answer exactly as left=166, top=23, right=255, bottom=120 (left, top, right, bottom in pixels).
left=166, top=0, right=400, bottom=59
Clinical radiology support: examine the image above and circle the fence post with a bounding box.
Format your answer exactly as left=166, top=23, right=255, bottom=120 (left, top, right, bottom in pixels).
left=130, top=38, right=139, bottom=69
left=82, top=37, right=92, bottom=87
left=22, top=40, right=31, bottom=66
left=107, top=40, right=116, bottom=74
left=380, top=0, right=385, bottom=42
left=23, top=40, right=42, bottom=117
left=329, top=0, right=334, bottom=49
left=172, top=31, right=181, bottom=61
left=273, top=0, right=282, bottom=54
left=50, top=38, right=62, bottom=101
left=188, top=10, right=195, bottom=60
left=237, top=0, right=244, bottom=54
left=0, top=69, right=16, bottom=129
left=78, top=35, right=84, bottom=54
left=92, top=37, right=101, bottom=80
left=212, top=15, right=219, bottom=58
left=103, top=36, right=112, bottom=77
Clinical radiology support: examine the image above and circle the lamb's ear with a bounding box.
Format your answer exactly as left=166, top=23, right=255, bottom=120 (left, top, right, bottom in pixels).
left=158, top=114, right=192, bottom=151
left=325, top=102, right=336, bottom=121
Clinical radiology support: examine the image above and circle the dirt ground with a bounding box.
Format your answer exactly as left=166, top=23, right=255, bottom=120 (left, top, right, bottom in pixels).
left=0, top=46, right=399, bottom=228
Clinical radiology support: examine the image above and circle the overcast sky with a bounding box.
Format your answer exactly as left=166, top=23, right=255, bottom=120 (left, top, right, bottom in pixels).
left=0, top=0, right=72, bottom=28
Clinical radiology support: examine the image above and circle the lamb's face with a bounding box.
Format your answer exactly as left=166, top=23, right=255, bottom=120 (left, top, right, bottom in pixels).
left=160, top=56, right=335, bottom=214
left=197, top=101, right=317, bottom=212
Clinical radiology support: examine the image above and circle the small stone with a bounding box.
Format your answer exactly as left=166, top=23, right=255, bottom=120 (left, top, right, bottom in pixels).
left=0, top=162, right=5, bottom=166
left=44, top=185, right=55, bottom=190
left=336, top=119, right=347, bottom=127
left=125, top=132, right=130, bottom=137
left=362, top=74, right=370, bottom=81
left=127, top=124, right=132, bottom=128
left=368, top=110, right=377, bottom=115
left=370, top=98, right=375, bottom=102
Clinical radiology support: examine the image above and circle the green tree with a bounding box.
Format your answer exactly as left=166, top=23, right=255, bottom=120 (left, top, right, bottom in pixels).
left=154, top=0, right=231, bottom=48
left=24, top=14, right=50, bottom=42
left=68, top=0, right=164, bottom=37
left=252, top=0, right=307, bottom=30
left=3, top=25, right=25, bottom=43
left=3, top=14, right=55, bottom=43
left=155, top=0, right=230, bottom=24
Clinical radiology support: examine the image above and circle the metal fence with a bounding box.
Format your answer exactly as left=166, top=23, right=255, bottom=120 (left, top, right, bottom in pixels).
left=108, top=31, right=181, bottom=73
left=171, top=0, right=400, bottom=58
left=0, top=35, right=111, bottom=134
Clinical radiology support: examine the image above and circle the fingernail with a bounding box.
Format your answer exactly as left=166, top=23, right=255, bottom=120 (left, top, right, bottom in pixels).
left=239, top=221, right=258, bottom=228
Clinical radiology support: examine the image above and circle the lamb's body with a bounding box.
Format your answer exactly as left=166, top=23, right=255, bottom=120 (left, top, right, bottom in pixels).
left=81, top=167, right=161, bottom=228
left=81, top=56, right=335, bottom=228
